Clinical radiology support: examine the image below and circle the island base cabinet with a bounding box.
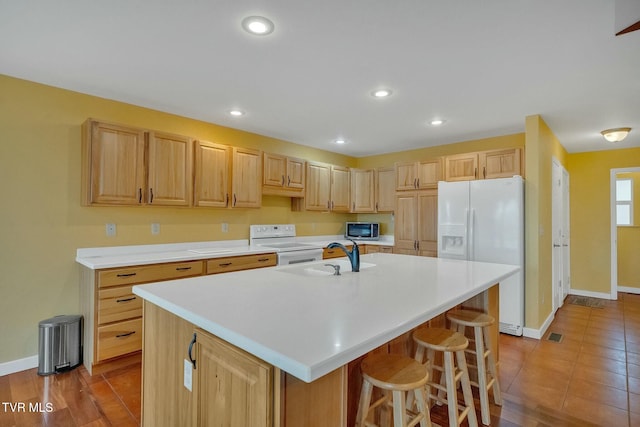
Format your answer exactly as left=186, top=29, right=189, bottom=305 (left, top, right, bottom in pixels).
left=193, top=328, right=273, bottom=427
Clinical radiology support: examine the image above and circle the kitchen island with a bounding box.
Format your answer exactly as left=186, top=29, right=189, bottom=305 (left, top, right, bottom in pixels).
left=133, top=253, right=518, bottom=426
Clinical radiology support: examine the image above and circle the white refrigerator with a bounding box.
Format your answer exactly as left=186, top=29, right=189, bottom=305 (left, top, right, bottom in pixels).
left=437, top=176, right=524, bottom=336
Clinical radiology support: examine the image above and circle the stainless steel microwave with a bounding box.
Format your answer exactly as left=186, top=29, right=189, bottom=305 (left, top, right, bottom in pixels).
left=345, top=222, right=380, bottom=240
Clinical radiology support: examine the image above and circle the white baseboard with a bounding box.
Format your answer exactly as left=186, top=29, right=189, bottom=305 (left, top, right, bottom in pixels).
left=618, top=286, right=640, bottom=295
left=522, top=310, right=555, bottom=340
left=0, top=355, right=38, bottom=377
left=569, top=289, right=613, bottom=300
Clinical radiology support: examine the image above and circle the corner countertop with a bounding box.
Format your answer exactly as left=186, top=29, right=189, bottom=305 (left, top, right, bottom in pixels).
left=132, top=253, right=518, bottom=383
left=75, top=236, right=394, bottom=269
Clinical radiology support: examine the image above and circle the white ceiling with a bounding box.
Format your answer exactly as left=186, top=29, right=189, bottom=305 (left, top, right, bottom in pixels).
left=1, top=0, right=639, bottom=157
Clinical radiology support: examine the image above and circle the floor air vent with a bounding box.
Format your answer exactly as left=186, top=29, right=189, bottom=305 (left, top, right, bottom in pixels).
left=547, top=332, right=563, bottom=343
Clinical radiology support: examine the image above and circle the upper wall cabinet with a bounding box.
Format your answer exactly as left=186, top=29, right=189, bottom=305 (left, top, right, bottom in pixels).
left=445, top=148, right=522, bottom=181
left=375, top=167, right=395, bottom=212
left=231, top=147, right=262, bottom=208
left=350, top=168, right=375, bottom=213
left=305, top=162, right=350, bottom=212
left=262, top=152, right=305, bottom=197
left=194, top=140, right=231, bottom=207
left=395, top=158, right=442, bottom=191
left=82, top=119, right=193, bottom=206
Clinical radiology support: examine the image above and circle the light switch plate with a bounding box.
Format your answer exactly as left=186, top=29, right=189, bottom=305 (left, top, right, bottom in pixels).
left=151, top=223, right=160, bottom=235
left=183, top=359, right=193, bottom=391
left=106, top=223, right=116, bottom=237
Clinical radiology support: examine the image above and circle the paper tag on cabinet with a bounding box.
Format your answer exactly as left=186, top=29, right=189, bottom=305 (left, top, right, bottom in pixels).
left=184, top=359, right=193, bottom=391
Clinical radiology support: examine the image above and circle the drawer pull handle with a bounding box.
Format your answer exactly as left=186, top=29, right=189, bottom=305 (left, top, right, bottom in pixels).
left=116, top=331, right=136, bottom=338
left=116, top=297, right=136, bottom=303
left=176, top=267, right=192, bottom=271
left=219, top=262, right=233, bottom=267
left=116, top=273, right=137, bottom=278
left=258, top=258, right=270, bottom=262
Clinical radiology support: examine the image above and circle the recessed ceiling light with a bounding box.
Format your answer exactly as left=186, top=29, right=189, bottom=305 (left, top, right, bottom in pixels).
left=229, top=109, right=245, bottom=117
left=334, top=139, right=346, bottom=144
left=371, top=89, right=392, bottom=98
left=430, top=119, right=445, bottom=126
left=241, top=16, right=275, bottom=35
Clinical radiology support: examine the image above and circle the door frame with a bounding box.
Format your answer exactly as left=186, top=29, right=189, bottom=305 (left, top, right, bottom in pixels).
left=610, top=166, right=640, bottom=299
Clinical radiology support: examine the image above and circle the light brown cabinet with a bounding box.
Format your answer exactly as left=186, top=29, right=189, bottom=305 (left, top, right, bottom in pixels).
left=363, top=245, right=393, bottom=254
left=350, top=168, right=375, bottom=213
left=395, top=158, right=442, bottom=191
left=375, top=167, right=395, bottom=212
left=231, top=147, right=262, bottom=208
left=305, top=162, right=350, bottom=212
left=194, top=140, right=230, bottom=207
left=262, top=152, right=305, bottom=197
left=445, top=148, right=521, bottom=181
left=205, top=253, right=276, bottom=274
left=394, top=190, right=438, bottom=257
left=323, top=245, right=353, bottom=259
left=192, top=328, right=273, bottom=427
left=82, top=119, right=193, bottom=206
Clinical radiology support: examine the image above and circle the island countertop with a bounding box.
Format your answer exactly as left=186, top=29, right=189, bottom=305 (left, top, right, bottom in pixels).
left=132, top=253, right=518, bottom=382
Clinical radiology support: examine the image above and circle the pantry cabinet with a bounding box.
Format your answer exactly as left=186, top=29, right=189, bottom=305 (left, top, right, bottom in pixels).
left=82, top=119, right=193, bottom=206
left=395, top=158, right=442, bottom=191
left=305, top=162, right=350, bottom=212
left=350, top=168, right=375, bottom=213
left=394, top=189, right=438, bottom=257
left=262, top=152, right=305, bottom=197
left=445, top=148, right=521, bottom=181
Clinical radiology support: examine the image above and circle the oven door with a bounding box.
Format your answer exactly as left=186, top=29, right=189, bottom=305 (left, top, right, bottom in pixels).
left=277, top=249, right=323, bottom=265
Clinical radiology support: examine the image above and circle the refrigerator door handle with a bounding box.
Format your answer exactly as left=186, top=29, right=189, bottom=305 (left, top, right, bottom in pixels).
left=469, top=208, right=475, bottom=260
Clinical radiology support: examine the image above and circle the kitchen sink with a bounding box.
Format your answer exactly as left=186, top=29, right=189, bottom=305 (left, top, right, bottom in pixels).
left=280, top=260, right=376, bottom=277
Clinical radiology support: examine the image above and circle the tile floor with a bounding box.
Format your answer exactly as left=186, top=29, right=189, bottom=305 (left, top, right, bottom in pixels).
left=496, top=292, right=640, bottom=426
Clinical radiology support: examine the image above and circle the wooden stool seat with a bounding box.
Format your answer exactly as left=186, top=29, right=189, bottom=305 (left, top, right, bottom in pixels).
left=447, top=309, right=502, bottom=425
left=413, top=328, right=478, bottom=427
left=356, top=353, right=432, bottom=427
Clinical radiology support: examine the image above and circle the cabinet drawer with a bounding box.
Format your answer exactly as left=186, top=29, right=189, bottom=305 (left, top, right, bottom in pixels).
left=98, top=286, right=142, bottom=325
left=206, top=253, right=276, bottom=275
left=97, top=318, right=142, bottom=362
left=98, top=260, right=204, bottom=288
left=323, top=246, right=352, bottom=259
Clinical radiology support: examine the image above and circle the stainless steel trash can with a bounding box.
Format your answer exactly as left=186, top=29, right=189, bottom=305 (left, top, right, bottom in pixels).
left=38, top=314, right=83, bottom=375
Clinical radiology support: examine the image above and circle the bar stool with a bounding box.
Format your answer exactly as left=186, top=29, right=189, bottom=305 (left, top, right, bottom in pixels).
left=355, top=353, right=432, bottom=427
left=446, top=309, right=501, bottom=425
left=413, top=327, right=478, bottom=427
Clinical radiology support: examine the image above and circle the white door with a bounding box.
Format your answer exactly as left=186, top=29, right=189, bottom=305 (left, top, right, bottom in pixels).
left=552, top=158, right=570, bottom=310
left=562, top=169, right=571, bottom=300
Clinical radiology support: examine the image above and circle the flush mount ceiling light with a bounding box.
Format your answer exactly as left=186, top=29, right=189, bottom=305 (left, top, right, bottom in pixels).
left=601, top=127, right=631, bottom=142
left=241, top=16, right=275, bottom=35
left=229, top=109, right=245, bottom=117
left=334, top=139, right=346, bottom=145
left=371, top=89, right=392, bottom=98
left=429, top=119, right=445, bottom=126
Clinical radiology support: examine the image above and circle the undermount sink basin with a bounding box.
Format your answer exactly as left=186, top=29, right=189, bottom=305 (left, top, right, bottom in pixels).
left=281, top=260, right=376, bottom=277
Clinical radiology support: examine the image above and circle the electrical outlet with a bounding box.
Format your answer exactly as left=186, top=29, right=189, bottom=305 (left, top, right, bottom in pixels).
left=221, top=223, right=229, bottom=233
left=106, top=223, right=116, bottom=237
left=151, top=223, right=160, bottom=235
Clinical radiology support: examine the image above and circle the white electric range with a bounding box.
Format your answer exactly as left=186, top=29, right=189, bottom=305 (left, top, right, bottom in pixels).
left=249, top=224, right=324, bottom=265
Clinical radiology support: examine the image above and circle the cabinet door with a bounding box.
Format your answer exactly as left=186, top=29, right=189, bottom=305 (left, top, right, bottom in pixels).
left=417, top=189, right=438, bottom=257
left=148, top=131, right=193, bottom=206
left=395, top=162, right=417, bottom=191
left=417, top=158, right=442, bottom=189
left=480, top=148, right=521, bottom=179
left=286, top=157, right=306, bottom=189
left=232, top=147, right=262, bottom=208
left=193, top=328, right=273, bottom=427
left=350, top=168, right=375, bottom=213
left=394, top=192, right=418, bottom=255
left=263, top=152, right=287, bottom=187
left=83, top=120, right=146, bottom=205
left=331, top=166, right=351, bottom=212
left=305, top=162, right=331, bottom=210
left=445, top=153, right=479, bottom=181
left=194, top=140, right=230, bottom=207
left=376, top=167, right=395, bottom=212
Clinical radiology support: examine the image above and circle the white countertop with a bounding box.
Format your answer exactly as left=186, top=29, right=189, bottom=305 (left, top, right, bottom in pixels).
left=75, top=236, right=394, bottom=269
left=132, top=253, right=518, bottom=383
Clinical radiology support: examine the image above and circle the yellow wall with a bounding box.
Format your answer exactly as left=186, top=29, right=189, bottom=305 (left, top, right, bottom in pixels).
left=0, top=74, right=360, bottom=363
left=567, top=150, right=640, bottom=294
left=524, top=115, right=568, bottom=330
left=617, top=172, right=640, bottom=288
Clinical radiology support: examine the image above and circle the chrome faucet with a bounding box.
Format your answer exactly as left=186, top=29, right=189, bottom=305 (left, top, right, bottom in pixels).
left=327, top=239, right=360, bottom=272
